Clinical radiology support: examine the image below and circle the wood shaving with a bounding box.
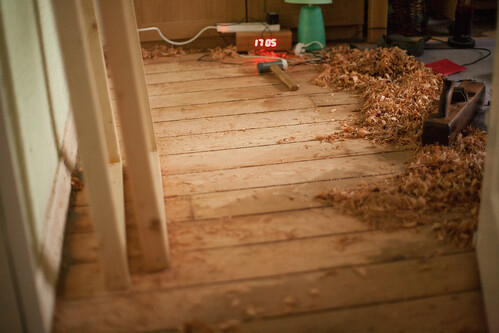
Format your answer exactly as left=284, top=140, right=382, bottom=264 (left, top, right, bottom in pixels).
left=207, top=45, right=238, bottom=60
left=276, top=137, right=296, bottom=144
left=309, top=288, right=319, bottom=296
left=353, top=266, right=367, bottom=277
left=71, top=177, right=84, bottom=191
left=141, top=44, right=187, bottom=59
left=313, top=47, right=486, bottom=248
left=244, top=305, right=261, bottom=318
left=316, top=134, right=341, bottom=143
left=313, top=46, right=442, bottom=147
left=284, top=296, right=297, bottom=307
left=230, top=298, right=240, bottom=308
left=317, top=128, right=486, bottom=248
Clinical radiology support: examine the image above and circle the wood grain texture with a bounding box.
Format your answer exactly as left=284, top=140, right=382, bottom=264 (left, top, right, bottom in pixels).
left=238, top=291, right=486, bottom=333
left=96, top=0, right=170, bottom=272
left=163, top=150, right=411, bottom=196
left=82, top=0, right=121, bottom=163
left=154, top=105, right=356, bottom=138
left=62, top=227, right=466, bottom=299
left=55, top=51, right=485, bottom=331
left=134, top=0, right=364, bottom=44
left=135, top=0, right=245, bottom=41
left=54, top=252, right=481, bottom=331
left=53, top=0, right=130, bottom=290
left=161, top=140, right=404, bottom=175
left=367, top=0, right=388, bottom=43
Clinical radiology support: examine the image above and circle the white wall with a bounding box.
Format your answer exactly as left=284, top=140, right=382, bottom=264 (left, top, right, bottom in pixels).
left=0, top=0, right=75, bottom=331
left=476, top=13, right=499, bottom=331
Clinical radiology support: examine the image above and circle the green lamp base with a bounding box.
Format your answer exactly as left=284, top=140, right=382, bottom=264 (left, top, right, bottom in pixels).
left=297, top=5, right=326, bottom=51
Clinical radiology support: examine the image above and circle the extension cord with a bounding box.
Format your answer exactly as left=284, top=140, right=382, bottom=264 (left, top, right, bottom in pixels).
left=217, top=22, right=280, bottom=33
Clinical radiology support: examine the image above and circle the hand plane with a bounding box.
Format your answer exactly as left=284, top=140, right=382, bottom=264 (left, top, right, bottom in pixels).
left=422, top=79, right=486, bottom=146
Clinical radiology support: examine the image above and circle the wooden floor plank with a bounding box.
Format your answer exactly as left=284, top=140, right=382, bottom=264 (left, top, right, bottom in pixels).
left=147, top=74, right=276, bottom=96
left=146, top=65, right=256, bottom=84
left=61, top=227, right=465, bottom=300
left=162, top=140, right=403, bottom=175
left=157, top=122, right=343, bottom=154
left=152, top=95, right=316, bottom=122
left=169, top=207, right=371, bottom=251
left=68, top=207, right=372, bottom=262
left=147, top=69, right=316, bottom=96
left=143, top=53, right=209, bottom=66
left=163, top=150, right=411, bottom=196
left=71, top=172, right=394, bottom=224
left=238, top=291, right=487, bottom=333
left=143, top=57, right=238, bottom=74
left=56, top=54, right=486, bottom=332
left=149, top=81, right=327, bottom=109
left=154, top=105, right=355, bottom=138
left=151, top=92, right=358, bottom=123
left=189, top=175, right=390, bottom=221
left=54, top=253, right=481, bottom=332
left=146, top=65, right=310, bottom=87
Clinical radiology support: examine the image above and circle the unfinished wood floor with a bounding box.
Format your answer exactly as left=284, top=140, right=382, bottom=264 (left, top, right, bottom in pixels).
left=54, top=53, right=487, bottom=332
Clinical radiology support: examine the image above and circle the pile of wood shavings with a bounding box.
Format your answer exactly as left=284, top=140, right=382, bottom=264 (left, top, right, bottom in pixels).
left=318, top=127, right=486, bottom=248
left=207, top=44, right=238, bottom=60
left=314, top=46, right=442, bottom=147
left=141, top=44, right=189, bottom=59
left=314, top=47, right=487, bottom=247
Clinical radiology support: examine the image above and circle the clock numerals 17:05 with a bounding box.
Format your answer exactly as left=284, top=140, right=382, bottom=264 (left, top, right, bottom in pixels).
left=254, top=38, right=277, bottom=48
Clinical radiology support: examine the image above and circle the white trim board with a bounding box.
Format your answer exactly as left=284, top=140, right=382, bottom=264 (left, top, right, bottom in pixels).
left=476, top=11, right=499, bottom=332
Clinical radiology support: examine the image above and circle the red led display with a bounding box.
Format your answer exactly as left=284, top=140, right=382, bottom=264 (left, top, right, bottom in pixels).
left=254, top=38, right=277, bottom=48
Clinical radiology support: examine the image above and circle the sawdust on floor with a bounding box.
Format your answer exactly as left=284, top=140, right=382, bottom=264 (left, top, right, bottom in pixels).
left=313, top=46, right=486, bottom=247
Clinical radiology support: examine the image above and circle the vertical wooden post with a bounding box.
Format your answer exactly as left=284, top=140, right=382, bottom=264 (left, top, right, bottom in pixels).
left=52, top=0, right=130, bottom=289
left=82, top=0, right=121, bottom=164
left=95, top=0, right=170, bottom=271
left=367, top=0, right=388, bottom=44
left=81, top=0, right=126, bottom=246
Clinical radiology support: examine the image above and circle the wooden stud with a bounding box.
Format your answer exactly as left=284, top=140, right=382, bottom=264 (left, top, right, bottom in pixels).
left=81, top=0, right=121, bottom=164
left=81, top=0, right=126, bottom=250
left=52, top=0, right=130, bottom=290
left=367, top=0, right=388, bottom=44
left=95, top=0, right=170, bottom=271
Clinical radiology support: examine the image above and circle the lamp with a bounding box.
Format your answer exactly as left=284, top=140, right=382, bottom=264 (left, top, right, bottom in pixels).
left=285, top=0, right=332, bottom=51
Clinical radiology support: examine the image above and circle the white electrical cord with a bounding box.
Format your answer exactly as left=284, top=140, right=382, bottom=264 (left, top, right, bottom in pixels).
left=304, top=41, right=324, bottom=49
left=137, top=26, right=217, bottom=46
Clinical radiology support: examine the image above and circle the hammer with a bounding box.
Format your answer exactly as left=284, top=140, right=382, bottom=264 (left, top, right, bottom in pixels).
left=257, top=60, right=299, bottom=91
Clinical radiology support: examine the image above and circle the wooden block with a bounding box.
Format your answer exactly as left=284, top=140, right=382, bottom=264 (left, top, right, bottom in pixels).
left=236, top=29, right=292, bottom=52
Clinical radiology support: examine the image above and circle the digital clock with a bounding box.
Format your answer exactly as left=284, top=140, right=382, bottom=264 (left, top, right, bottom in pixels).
left=236, top=29, right=292, bottom=52
left=254, top=37, right=277, bottom=48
